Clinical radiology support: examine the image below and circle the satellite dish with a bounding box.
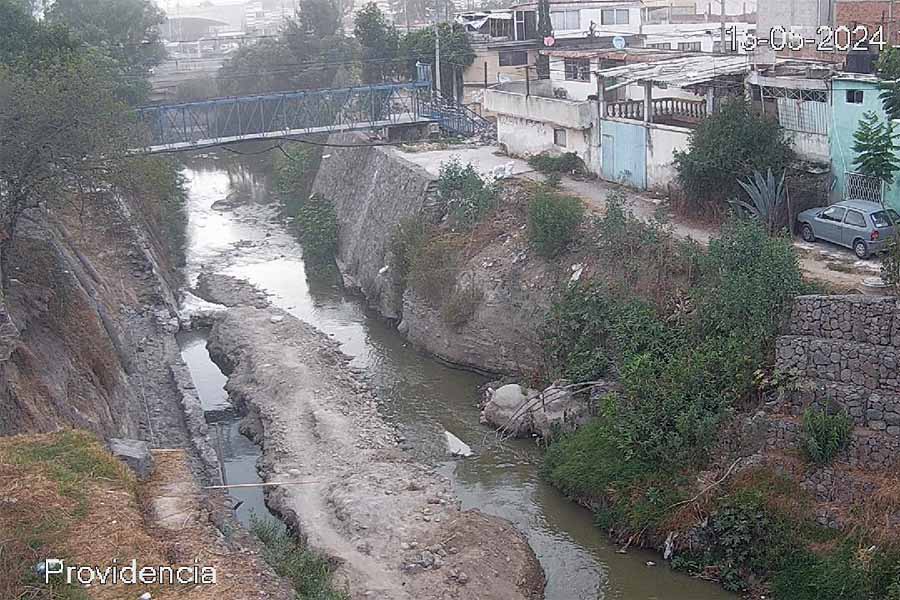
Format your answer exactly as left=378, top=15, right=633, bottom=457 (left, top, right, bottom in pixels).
left=544, top=35, right=556, bottom=47
left=612, top=35, right=627, bottom=49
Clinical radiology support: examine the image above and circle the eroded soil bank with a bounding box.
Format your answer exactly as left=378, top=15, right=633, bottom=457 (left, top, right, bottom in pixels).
left=205, top=299, right=544, bottom=600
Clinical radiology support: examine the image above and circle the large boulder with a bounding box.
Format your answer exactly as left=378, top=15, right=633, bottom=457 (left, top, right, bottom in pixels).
left=531, top=384, right=593, bottom=439
left=480, top=383, right=537, bottom=437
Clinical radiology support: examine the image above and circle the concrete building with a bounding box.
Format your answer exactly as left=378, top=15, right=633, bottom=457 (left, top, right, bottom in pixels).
left=744, top=60, right=832, bottom=163
left=508, top=0, right=644, bottom=39
left=484, top=52, right=750, bottom=188
left=829, top=73, right=900, bottom=209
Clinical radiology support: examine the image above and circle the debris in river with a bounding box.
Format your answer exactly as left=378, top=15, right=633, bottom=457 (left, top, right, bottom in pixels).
left=444, top=430, right=473, bottom=457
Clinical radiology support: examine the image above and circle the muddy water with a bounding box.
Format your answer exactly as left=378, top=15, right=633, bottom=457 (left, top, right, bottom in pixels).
left=176, top=147, right=735, bottom=600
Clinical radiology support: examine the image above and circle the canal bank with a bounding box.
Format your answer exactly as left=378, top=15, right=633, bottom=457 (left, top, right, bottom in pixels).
left=177, top=146, right=735, bottom=600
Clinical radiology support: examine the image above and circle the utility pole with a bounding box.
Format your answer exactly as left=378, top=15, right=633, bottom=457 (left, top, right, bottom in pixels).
left=719, top=0, right=726, bottom=54
left=434, top=21, right=442, bottom=96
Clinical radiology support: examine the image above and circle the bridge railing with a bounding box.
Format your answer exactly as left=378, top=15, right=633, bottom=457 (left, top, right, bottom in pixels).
left=135, top=81, right=432, bottom=151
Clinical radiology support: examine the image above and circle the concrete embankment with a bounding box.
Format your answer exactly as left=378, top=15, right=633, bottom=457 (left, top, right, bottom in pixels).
left=313, top=133, right=558, bottom=375
left=205, top=289, right=545, bottom=600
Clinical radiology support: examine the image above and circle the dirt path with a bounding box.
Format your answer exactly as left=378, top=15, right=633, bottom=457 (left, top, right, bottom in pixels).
left=205, top=297, right=544, bottom=600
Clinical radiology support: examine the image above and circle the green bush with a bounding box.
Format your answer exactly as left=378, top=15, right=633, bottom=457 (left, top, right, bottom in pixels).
left=542, top=219, right=806, bottom=490
left=435, top=157, right=497, bottom=229
left=527, top=187, right=584, bottom=258
left=527, top=151, right=587, bottom=175
left=293, top=193, right=339, bottom=272
left=673, top=97, right=794, bottom=214
left=389, top=216, right=427, bottom=291
left=251, top=516, right=347, bottom=600
left=273, top=142, right=323, bottom=217
left=801, top=407, right=853, bottom=465
left=408, top=233, right=464, bottom=307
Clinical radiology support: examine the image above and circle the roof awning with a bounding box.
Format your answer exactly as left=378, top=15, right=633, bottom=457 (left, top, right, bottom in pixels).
left=597, top=55, right=750, bottom=90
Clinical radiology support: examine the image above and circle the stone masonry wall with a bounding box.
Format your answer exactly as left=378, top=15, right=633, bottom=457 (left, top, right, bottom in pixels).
left=311, top=132, right=435, bottom=320
left=768, top=294, right=900, bottom=473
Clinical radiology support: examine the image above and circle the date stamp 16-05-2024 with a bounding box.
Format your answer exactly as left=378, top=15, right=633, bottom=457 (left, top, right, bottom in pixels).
left=726, top=24, right=891, bottom=53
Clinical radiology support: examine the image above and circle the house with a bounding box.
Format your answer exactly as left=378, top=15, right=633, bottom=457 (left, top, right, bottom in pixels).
left=829, top=73, right=900, bottom=210
left=744, top=60, right=832, bottom=164
left=508, top=0, right=644, bottom=39
left=456, top=11, right=541, bottom=89
left=484, top=51, right=751, bottom=188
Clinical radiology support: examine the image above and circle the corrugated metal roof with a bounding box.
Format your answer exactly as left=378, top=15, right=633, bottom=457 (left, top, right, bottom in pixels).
left=596, top=54, right=750, bottom=87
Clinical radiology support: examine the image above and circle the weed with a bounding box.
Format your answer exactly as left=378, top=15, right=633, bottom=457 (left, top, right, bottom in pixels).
left=527, top=186, right=585, bottom=258
left=435, top=158, right=497, bottom=229
left=440, top=280, right=484, bottom=330
left=527, top=151, right=587, bottom=176
left=408, top=233, right=465, bottom=307
left=293, top=194, right=339, bottom=273
left=801, top=407, right=853, bottom=465
left=251, top=516, right=348, bottom=600
left=389, top=216, right=428, bottom=291
left=274, top=142, right=323, bottom=217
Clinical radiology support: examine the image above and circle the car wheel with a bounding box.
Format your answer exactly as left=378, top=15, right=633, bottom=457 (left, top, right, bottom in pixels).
left=801, top=223, right=815, bottom=242
left=854, top=239, right=869, bottom=259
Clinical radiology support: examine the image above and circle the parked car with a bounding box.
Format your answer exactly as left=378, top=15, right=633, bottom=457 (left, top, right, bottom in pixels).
left=797, top=200, right=899, bottom=259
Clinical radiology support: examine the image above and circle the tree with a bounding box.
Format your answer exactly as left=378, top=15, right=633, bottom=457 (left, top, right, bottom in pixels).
left=354, top=3, right=400, bottom=83
left=46, top=0, right=166, bottom=103
left=673, top=97, right=794, bottom=213
left=851, top=111, right=900, bottom=187
left=0, top=0, right=78, bottom=68
left=400, top=22, right=474, bottom=98
left=877, top=46, right=900, bottom=120
left=536, top=0, right=552, bottom=79
left=219, top=0, right=358, bottom=95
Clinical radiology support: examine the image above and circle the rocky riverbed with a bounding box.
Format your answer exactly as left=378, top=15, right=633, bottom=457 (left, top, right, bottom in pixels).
left=203, top=283, right=545, bottom=600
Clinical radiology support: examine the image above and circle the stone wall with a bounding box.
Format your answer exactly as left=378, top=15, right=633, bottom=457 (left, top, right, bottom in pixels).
left=765, top=294, right=900, bottom=473
left=311, top=132, right=435, bottom=320
left=313, top=134, right=556, bottom=374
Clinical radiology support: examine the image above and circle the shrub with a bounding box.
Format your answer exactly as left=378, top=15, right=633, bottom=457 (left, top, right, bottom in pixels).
left=527, top=187, right=584, bottom=258
left=294, top=193, right=339, bottom=271
left=389, top=216, right=427, bottom=291
left=251, top=516, right=347, bottom=600
left=801, top=407, right=853, bottom=465
left=435, top=157, right=497, bottom=229
left=408, top=233, right=465, bottom=307
left=273, top=142, right=323, bottom=217
left=542, top=219, right=807, bottom=494
left=882, top=234, right=900, bottom=294
left=673, top=97, right=794, bottom=215
left=441, top=280, right=484, bottom=330
left=527, top=151, right=587, bottom=176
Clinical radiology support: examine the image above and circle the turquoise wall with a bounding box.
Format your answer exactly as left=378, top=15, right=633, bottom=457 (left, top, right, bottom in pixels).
left=600, top=119, right=647, bottom=189
left=830, top=78, right=900, bottom=211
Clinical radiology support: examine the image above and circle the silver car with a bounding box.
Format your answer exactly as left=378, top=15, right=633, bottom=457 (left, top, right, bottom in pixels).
left=797, top=200, right=899, bottom=259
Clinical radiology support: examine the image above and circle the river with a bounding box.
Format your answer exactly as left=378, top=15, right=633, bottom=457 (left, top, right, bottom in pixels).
left=175, top=145, right=735, bottom=600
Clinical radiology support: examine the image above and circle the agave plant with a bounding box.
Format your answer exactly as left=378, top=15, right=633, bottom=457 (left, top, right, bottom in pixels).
left=730, top=168, right=787, bottom=235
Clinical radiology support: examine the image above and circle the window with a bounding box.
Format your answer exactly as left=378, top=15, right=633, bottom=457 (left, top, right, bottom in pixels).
left=553, top=128, right=567, bottom=147
left=551, top=9, right=580, bottom=30
left=844, top=210, right=866, bottom=227
left=820, top=206, right=847, bottom=222
left=678, top=41, right=702, bottom=51
left=872, top=209, right=900, bottom=227
left=646, top=42, right=672, bottom=49
left=600, top=8, right=629, bottom=25
left=564, top=58, right=590, bottom=81
left=499, top=50, right=528, bottom=66
left=846, top=89, right=864, bottom=103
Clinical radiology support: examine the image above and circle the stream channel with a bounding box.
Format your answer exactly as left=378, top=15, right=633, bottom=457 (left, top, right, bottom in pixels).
left=174, top=147, right=735, bottom=600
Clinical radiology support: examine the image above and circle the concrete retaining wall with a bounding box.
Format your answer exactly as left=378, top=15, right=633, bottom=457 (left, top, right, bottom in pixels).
left=311, top=132, right=435, bottom=319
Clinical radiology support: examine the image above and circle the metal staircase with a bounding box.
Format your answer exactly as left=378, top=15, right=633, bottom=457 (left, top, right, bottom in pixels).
left=418, top=94, right=496, bottom=139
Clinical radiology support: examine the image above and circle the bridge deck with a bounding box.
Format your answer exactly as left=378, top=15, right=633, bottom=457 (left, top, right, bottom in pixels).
left=142, top=115, right=432, bottom=153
